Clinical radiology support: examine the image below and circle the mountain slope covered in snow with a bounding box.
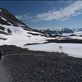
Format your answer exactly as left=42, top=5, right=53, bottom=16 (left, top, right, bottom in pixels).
left=0, top=8, right=47, bottom=47
left=0, top=8, right=82, bottom=58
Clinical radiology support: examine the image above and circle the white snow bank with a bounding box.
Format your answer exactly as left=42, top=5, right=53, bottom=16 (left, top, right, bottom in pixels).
left=74, top=31, right=82, bottom=35
left=0, top=25, right=47, bottom=46
left=24, top=43, right=82, bottom=58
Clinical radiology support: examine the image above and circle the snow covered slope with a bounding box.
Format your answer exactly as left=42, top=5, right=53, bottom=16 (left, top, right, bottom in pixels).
left=24, top=43, right=82, bottom=58
left=0, top=8, right=47, bottom=47
left=0, top=25, right=47, bottom=46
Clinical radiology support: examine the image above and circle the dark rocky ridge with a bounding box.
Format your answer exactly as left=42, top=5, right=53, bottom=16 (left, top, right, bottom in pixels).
left=0, top=8, right=45, bottom=36
left=47, top=39, right=82, bottom=43
left=0, top=45, right=67, bottom=57
left=0, top=8, right=25, bottom=27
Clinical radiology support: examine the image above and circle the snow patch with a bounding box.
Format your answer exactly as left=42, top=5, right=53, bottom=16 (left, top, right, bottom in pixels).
left=24, top=43, right=82, bottom=58
left=0, top=9, right=2, bottom=12
left=0, top=25, right=47, bottom=46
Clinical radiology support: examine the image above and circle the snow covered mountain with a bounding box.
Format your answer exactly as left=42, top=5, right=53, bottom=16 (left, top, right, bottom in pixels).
left=39, top=28, right=74, bottom=36
left=1, top=8, right=82, bottom=58
left=0, top=8, right=47, bottom=47
left=71, top=28, right=82, bottom=32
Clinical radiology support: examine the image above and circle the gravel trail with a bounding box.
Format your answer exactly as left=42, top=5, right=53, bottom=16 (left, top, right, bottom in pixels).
left=0, top=59, right=12, bottom=82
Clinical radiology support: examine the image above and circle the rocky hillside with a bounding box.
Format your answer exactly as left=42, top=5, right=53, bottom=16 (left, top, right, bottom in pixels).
left=0, top=8, right=47, bottom=47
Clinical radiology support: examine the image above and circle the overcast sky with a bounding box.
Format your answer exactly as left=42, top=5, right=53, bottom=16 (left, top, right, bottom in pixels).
left=0, top=0, right=82, bottom=29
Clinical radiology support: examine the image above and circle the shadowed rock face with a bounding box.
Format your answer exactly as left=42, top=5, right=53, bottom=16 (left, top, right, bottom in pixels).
left=0, top=8, right=42, bottom=36
left=0, top=8, right=31, bottom=36
left=0, top=8, right=25, bottom=27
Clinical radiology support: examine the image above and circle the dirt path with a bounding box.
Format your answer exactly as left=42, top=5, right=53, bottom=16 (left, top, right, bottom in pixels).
left=0, top=59, right=12, bottom=82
